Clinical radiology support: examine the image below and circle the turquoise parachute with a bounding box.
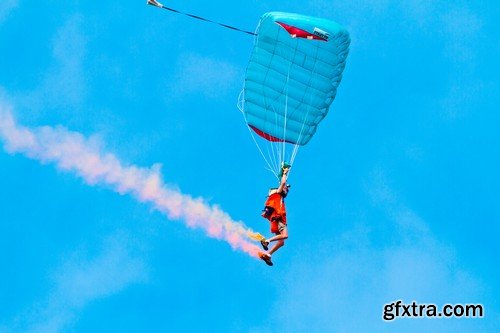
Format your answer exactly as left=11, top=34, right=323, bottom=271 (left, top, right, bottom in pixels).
left=238, top=12, right=350, bottom=176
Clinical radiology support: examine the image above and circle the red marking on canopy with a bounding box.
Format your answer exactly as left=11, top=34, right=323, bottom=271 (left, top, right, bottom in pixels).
left=250, top=125, right=283, bottom=142
left=276, top=21, right=327, bottom=41
left=249, top=125, right=296, bottom=144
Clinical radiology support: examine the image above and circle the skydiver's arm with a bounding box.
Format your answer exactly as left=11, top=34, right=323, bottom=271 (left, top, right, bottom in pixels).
left=277, top=171, right=288, bottom=193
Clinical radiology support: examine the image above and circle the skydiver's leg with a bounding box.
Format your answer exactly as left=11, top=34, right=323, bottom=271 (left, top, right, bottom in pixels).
left=264, top=224, right=288, bottom=255
left=268, top=239, right=284, bottom=255
left=266, top=224, right=288, bottom=243
left=261, top=221, right=288, bottom=252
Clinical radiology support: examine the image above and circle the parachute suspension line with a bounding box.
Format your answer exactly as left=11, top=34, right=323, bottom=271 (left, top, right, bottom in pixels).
left=264, top=134, right=278, bottom=176
left=269, top=142, right=280, bottom=176
left=238, top=90, right=279, bottom=179
left=282, top=65, right=293, bottom=167
left=259, top=104, right=281, bottom=179
left=282, top=77, right=289, bottom=165
left=290, top=91, right=312, bottom=165
left=270, top=104, right=282, bottom=175
left=289, top=131, right=301, bottom=166
left=244, top=113, right=279, bottom=178
left=258, top=48, right=282, bottom=178
left=291, top=42, right=322, bottom=166
left=290, top=140, right=301, bottom=165
left=284, top=41, right=303, bottom=168
left=262, top=91, right=282, bottom=178
left=147, top=1, right=257, bottom=36
left=290, top=95, right=312, bottom=166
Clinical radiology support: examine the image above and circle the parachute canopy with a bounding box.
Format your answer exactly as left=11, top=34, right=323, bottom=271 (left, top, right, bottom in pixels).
left=241, top=12, right=350, bottom=146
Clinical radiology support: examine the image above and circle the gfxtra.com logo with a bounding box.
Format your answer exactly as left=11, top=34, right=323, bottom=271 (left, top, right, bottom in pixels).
left=383, top=300, right=484, bottom=321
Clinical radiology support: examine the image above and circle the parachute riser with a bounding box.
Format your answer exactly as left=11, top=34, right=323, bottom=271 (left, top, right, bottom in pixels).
left=147, top=0, right=257, bottom=36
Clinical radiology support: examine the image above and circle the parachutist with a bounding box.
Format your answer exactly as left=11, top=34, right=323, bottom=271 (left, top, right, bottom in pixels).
left=259, top=163, right=291, bottom=266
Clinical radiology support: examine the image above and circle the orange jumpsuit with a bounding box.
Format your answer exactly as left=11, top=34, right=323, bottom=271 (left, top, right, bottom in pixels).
left=261, top=192, right=287, bottom=233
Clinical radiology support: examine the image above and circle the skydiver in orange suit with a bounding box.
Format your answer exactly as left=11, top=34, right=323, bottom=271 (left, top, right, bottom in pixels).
left=259, top=163, right=291, bottom=266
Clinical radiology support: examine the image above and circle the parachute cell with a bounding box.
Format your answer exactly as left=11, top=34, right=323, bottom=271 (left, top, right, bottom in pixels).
left=241, top=12, right=350, bottom=146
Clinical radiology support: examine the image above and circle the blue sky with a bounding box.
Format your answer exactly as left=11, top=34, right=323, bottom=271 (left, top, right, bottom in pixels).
left=0, top=0, right=499, bottom=332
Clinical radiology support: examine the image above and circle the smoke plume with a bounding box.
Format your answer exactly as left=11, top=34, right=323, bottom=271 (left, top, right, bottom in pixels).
left=0, top=107, right=261, bottom=258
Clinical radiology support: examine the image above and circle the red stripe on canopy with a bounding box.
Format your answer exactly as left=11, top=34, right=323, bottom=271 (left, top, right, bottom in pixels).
left=276, top=21, right=327, bottom=41
left=249, top=125, right=296, bottom=144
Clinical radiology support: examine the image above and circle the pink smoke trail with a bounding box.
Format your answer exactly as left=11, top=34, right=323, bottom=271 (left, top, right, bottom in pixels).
left=0, top=108, right=261, bottom=258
